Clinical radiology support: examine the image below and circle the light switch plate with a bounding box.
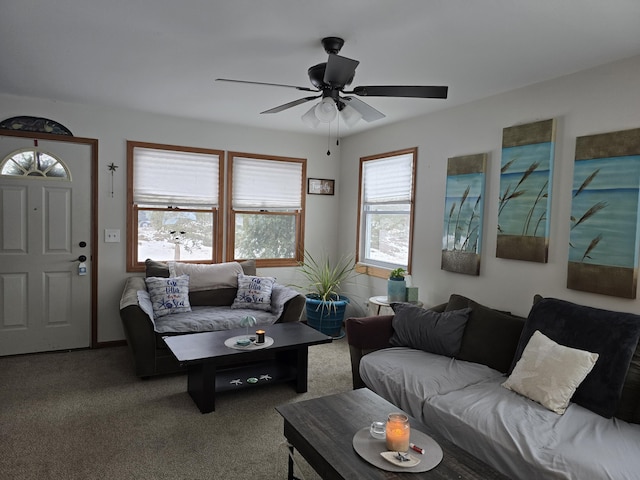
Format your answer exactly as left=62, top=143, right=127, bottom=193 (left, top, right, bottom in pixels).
left=105, top=229, right=120, bottom=243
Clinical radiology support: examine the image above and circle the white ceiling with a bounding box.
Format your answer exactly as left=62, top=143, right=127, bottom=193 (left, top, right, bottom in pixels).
left=2, top=1, right=640, bottom=136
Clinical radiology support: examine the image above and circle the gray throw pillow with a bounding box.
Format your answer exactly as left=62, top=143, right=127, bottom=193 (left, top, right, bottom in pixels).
left=389, top=303, right=472, bottom=357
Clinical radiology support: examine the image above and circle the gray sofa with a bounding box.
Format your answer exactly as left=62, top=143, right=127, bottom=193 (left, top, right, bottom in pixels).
left=346, top=294, right=640, bottom=479
left=119, top=259, right=306, bottom=377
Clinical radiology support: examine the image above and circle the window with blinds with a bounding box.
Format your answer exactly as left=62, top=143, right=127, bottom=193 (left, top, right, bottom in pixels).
left=126, top=141, right=224, bottom=271
left=228, top=152, right=306, bottom=267
left=358, top=148, right=417, bottom=274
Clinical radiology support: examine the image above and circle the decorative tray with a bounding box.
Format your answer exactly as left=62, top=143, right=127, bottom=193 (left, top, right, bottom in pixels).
left=224, top=335, right=274, bottom=350
left=352, top=427, right=443, bottom=473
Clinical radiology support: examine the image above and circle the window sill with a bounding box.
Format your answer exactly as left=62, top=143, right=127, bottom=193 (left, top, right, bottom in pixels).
left=356, top=263, right=392, bottom=279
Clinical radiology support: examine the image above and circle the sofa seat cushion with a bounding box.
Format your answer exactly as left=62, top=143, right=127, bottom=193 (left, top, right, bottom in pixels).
left=359, top=347, right=502, bottom=420
left=152, top=305, right=280, bottom=333
left=543, top=400, right=640, bottom=480
left=424, top=376, right=640, bottom=480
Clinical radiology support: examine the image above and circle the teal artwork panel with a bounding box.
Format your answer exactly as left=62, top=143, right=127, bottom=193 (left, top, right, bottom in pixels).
left=443, top=172, right=485, bottom=253
left=569, top=155, right=640, bottom=269
left=498, top=142, right=554, bottom=238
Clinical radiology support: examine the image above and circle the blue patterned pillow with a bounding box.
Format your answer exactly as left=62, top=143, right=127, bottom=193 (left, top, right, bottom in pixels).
left=231, top=274, right=275, bottom=311
left=144, top=275, right=192, bottom=318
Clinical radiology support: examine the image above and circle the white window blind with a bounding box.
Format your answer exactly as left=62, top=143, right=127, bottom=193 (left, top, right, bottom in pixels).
left=232, top=157, right=303, bottom=210
left=363, top=154, right=413, bottom=204
left=133, top=147, right=220, bottom=207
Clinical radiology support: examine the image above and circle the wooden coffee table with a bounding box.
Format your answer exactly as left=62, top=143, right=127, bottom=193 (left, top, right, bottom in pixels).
left=164, top=322, right=331, bottom=413
left=276, top=388, right=509, bottom=479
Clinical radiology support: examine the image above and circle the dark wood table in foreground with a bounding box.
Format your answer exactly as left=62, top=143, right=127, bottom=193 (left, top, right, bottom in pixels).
left=276, top=388, right=509, bottom=480
left=164, top=322, right=332, bottom=413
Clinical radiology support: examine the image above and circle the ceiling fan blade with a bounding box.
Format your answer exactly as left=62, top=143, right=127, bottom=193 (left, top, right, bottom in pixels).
left=216, top=78, right=317, bottom=92
left=350, top=85, right=448, bottom=99
left=340, top=97, right=386, bottom=122
left=260, top=95, right=321, bottom=114
left=323, top=54, right=359, bottom=87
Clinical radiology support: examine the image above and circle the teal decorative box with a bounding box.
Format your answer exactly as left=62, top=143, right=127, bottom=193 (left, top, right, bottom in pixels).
left=406, top=287, right=419, bottom=302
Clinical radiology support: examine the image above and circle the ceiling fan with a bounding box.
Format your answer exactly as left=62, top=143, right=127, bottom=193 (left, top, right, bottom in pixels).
left=216, top=37, right=448, bottom=127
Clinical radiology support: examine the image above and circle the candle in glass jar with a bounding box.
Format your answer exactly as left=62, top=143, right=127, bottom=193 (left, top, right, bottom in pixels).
left=385, top=413, right=410, bottom=452
left=256, top=330, right=265, bottom=344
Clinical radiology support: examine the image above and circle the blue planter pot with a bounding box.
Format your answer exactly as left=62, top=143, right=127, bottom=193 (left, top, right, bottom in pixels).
left=387, top=279, right=406, bottom=303
left=305, top=295, right=349, bottom=338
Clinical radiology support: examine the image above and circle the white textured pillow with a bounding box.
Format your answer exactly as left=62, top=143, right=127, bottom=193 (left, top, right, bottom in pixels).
left=231, top=274, right=276, bottom=311
left=502, top=330, right=598, bottom=414
left=144, top=275, right=192, bottom=318
left=168, top=261, right=242, bottom=291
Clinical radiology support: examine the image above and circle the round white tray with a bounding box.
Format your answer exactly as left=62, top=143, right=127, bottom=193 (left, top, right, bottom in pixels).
left=352, top=427, right=443, bottom=473
left=224, top=335, right=274, bottom=350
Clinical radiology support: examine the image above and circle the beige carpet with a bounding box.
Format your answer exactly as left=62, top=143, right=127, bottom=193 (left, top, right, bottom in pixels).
left=0, top=337, right=353, bottom=480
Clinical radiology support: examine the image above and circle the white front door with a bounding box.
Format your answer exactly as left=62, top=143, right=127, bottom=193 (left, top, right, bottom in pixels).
left=0, top=135, right=93, bottom=355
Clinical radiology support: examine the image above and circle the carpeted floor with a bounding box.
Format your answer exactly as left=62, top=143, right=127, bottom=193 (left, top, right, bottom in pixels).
left=0, top=336, right=353, bottom=480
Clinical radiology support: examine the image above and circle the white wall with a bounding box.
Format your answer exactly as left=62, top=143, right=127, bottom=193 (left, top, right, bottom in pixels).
left=339, top=54, right=640, bottom=318
left=0, top=94, right=342, bottom=342
left=3, top=53, right=639, bottom=344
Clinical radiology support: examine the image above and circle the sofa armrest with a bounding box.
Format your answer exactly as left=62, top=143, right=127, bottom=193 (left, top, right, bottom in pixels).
left=278, top=293, right=306, bottom=323
left=345, top=315, right=394, bottom=389
left=119, top=276, right=164, bottom=377
left=119, top=276, right=146, bottom=310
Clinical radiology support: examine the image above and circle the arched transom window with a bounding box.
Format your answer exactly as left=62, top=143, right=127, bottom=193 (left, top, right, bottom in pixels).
left=0, top=148, right=71, bottom=179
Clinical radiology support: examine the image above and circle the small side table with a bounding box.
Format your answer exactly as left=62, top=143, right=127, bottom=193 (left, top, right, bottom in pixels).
left=369, top=296, right=423, bottom=315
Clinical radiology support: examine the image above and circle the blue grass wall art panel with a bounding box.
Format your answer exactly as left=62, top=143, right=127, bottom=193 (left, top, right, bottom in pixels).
left=497, top=119, right=556, bottom=263
left=442, top=153, right=487, bottom=275
left=568, top=127, right=640, bottom=299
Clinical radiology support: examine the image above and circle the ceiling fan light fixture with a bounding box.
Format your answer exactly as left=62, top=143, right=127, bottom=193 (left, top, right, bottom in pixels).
left=314, top=97, right=337, bottom=123
left=301, top=105, right=320, bottom=128
left=340, top=103, right=363, bottom=127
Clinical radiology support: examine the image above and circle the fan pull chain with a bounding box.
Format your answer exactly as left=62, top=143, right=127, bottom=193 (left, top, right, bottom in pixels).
left=327, top=124, right=331, bottom=156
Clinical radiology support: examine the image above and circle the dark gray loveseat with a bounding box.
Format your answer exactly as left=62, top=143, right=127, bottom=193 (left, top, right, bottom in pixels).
left=120, top=259, right=305, bottom=377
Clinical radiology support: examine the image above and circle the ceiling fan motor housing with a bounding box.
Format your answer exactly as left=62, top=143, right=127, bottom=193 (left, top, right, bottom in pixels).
left=321, top=37, right=344, bottom=54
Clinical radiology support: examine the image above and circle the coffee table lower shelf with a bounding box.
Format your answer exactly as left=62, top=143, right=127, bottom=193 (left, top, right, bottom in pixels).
left=188, top=359, right=300, bottom=413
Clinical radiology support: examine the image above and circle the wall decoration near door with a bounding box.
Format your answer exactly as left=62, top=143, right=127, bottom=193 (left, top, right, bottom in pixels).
left=0, top=116, right=73, bottom=136
left=497, top=118, right=556, bottom=263
left=567, top=127, right=640, bottom=299
left=441, top=153, right=487, bottom=275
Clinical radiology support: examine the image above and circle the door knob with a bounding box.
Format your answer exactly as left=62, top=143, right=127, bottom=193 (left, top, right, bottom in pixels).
left=78, top=255, right=87, bottom=262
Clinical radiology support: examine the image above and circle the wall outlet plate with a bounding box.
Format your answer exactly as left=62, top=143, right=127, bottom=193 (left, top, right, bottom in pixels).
left=105, top=229, right=120, bottom=243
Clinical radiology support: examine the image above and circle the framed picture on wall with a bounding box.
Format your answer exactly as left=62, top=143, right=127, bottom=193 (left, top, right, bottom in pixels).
left=308, top=178, right=335, bottom=195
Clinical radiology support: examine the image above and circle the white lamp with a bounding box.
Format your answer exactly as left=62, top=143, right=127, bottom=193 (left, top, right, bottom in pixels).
left=314, top=97, right=337, bottom=123
left=301, top=105, right=320, bottom=128
left=340, top=103, right=363, bottom=128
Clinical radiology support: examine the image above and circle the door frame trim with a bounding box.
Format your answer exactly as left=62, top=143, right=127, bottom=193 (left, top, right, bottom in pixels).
left=1, top=130, right=99, bottom=348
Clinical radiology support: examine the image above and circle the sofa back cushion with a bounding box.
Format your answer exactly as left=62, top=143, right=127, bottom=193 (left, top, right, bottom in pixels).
left=144, top=258, right=256, bottom=306
left=511, top=297, right=640, bottom=419
left=389, top=302, right=471, bottom=357
left=446, top=294, right=525, bottom=373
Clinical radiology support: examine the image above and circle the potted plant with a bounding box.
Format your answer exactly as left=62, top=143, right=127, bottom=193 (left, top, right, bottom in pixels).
left=387, top=267, right=407, bottom=302
left=296, top=251, right=356, bottom=338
